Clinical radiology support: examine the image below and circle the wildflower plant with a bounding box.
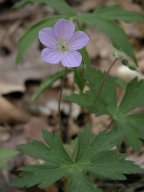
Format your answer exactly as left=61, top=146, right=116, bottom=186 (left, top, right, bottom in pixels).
left=12, top=0, right=144, bottom=191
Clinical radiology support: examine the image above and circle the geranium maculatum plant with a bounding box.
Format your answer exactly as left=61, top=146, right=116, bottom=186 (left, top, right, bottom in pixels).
left=12, top=0, right=144, bottom=191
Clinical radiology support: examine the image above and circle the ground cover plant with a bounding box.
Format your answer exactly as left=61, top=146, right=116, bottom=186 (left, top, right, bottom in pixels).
left=1, top=0, right=144, bottom=191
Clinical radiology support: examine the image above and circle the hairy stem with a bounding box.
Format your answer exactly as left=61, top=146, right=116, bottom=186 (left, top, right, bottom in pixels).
left=94, top=58, right=118, bottom=106
left=58, top=67, right=68, bottom=139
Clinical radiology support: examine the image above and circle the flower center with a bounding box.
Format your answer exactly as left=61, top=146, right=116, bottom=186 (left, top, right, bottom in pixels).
left=57, top=38, right=69, bottom=52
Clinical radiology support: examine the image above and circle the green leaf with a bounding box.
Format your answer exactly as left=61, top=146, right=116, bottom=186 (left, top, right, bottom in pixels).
left=31, top=69, right=71, bottom=102
left=112, top=79, right=144, bottom=151
left=74, top=67, right=86, bottom=91
left=42, top=130, right=72, bottom=163
left=94, top=5, right=144, bottom=23
left=75, top=128, right=122, bottom=162
left=75, top=127, right=93, bottom=162
left=115, top=113, right=144, bottom=152
left=87, top=151, right=141, bottom=180
left=0, top=149, right=18, bottom=160
left=66, top=67, right=144, bottom=151
left=18, top=141, right=54, bottom=162
left=119, top=78, right=144, bottom=113
left=76, top=129, right=142, bottom=180
left=0, top=161, right=7, bottom=170
left=114, top=76, right=126, bottom=91
left=67, top=171, right=102, bottom=192
left=12, top=128, right=142, bottom=191
left=73, top=48, right=91, bottom=91
left=12, top=164, right=68, bottom=188
left=18, top=133, right=70, bottom=165
left=0, top=148, right=18, bottom=170
left=80, top=48, right=91, bottom=66
left=79, top=14, right=137, bottom=63
left=85, top=66, right=117, bottom=108
left=66, top=66, right=117, bottom=116
left=16, top=16, right=60, bottom=64
left=65, top=91, right=102, bottom=114
left=14, top=0, right=76, bottom=15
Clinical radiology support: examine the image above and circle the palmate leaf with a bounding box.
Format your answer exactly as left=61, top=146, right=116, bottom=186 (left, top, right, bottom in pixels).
left=94, top=5, right=144, bottom=22
left=12, top=128, right=142, bottom=191
left=18, top=131, right=72, bottom=165
left=85, top=66, right=117, bottom=109
left=66, top=66, right=144, bottom=151
left=67, top=171, right=102, bottom=192
left=14, top=0, right=76, bottom=15
left=75, top=128, right=122, bottom=162
left=116, top=118, right=143, bottom=152
left=115, top=79, right=144, bottom=151
left=119, top=78, right=144, bottom=113
left=66, top=90, right=113, bottom=116
left=67, top=91, right=103, bottom=115
left=66, top=67, right=117, bottom=116
left=86, top=150, right=140, bottom=180
left=14, top=164, right=68, bottom=188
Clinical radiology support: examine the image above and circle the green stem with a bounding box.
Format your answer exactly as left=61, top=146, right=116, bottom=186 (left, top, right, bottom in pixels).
left=58, top=67, right=68, bottom=139
left=94, top=58, right=118, bottom=106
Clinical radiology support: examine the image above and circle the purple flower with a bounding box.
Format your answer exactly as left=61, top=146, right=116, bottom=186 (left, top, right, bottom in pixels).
left=39, top=19, right=89, bottom=68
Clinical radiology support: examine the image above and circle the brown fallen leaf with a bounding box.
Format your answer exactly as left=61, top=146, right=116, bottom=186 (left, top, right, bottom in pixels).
left=0, top=43, right=63, bottom=89
left=24, top=117, right=51, bottom=141
left=45, top=185, right=59, bottom=192
left=73, top=0, right=104, bottom=12
left=0, top=7, right=32, bottom=22
left=91, top=114, right=111, bottom=134
left=0, top=82, right=25, bottom=95
left=0, top=125, right=10, bottom=142
left=0, top=96, right=30, bottom=123
left=0, top=0, right=5, bottom=3
left=87, top=27, right=113, bottom=59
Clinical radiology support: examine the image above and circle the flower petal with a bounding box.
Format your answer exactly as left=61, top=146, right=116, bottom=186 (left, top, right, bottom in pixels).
left=39, top=28, right=57, bottom=48
left=41, top=48, right=62, bottom=64
left=61, top=51, right=82, bottom=68
left=70, top=31, right=89, bottom=50
left=54, top=19, right=75, bottom=40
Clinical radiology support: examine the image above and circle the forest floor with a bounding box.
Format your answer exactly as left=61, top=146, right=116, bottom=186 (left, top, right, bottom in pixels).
left=0, top=0, right=144, bottom=191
